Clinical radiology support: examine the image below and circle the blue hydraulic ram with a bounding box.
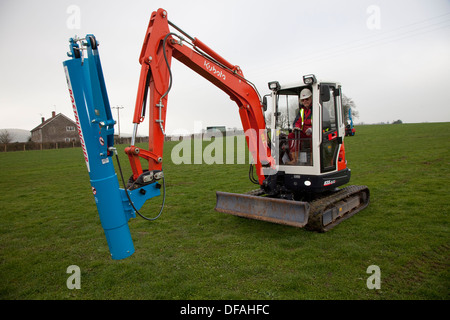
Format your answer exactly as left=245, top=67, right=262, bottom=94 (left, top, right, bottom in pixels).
left=62, top=35, right=161, bottom=260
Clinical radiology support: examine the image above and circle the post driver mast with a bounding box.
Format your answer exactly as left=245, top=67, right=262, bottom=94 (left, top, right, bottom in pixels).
left=63, top=35, right=162, bottom=260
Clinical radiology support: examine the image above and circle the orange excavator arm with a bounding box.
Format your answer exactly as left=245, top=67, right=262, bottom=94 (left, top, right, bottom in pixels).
left=125, top=8, right=274, bottom=184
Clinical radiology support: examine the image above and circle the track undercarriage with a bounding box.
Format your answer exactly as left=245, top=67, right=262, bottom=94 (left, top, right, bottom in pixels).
left=215, top=185, right=370, bottom=232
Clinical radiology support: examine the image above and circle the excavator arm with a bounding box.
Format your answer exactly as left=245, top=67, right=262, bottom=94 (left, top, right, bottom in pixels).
left=125, top=8, right=274, bottom=184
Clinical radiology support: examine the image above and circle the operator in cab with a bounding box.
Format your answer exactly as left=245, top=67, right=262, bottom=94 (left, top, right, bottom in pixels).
left=293, top=88, right=313, bottom=136
left=287, top=88, right=313, bottom=165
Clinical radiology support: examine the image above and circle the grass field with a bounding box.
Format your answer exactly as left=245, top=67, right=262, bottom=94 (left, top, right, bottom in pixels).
left=1, top=123, right=449, bottom=300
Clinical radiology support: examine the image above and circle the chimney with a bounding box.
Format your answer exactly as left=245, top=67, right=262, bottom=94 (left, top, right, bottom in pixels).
left=41, top=117, right=45, bottom=123
left=52, top=111, right=56, bottom=117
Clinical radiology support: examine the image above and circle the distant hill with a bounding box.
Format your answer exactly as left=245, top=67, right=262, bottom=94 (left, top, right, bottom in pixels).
left=0, top=129, right=31, bottom=143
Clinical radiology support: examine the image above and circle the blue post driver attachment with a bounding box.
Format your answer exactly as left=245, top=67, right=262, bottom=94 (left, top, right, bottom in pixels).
left=62, top=35, right=161, bottom=260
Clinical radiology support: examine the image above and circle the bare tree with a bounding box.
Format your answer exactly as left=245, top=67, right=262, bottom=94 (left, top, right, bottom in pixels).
left=0, top=130, right=12, bottom=143
left=0, top=130, right=12, bottom=152
left=265, top=112, right=271, bottom=127
left=342, top=94, right=359, bottom=123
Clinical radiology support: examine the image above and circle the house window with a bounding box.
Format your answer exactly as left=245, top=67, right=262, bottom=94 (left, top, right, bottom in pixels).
left=65, top=138, right=71, bottom=142
left=66, top=126, right=76, bottom=131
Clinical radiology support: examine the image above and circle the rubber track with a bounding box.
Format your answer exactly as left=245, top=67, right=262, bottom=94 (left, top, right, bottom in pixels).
left=305, top=185, right=370, bottom=232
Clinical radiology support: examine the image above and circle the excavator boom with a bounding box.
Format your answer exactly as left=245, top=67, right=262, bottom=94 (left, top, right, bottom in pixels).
left=126, top=8, right=274, bottom=184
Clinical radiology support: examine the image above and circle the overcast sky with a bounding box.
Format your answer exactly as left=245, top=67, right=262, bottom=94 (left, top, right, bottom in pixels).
left=1, top=0, right=449, bottom=136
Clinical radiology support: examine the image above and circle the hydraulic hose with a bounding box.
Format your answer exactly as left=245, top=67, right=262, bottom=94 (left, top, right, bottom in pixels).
left=113, top=149, right=165, bottom=221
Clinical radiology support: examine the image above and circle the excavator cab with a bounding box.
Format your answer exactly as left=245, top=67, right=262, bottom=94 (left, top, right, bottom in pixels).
left=217, top=75, right=370, bottom=232
left=261, top=75, right=351, bottom=197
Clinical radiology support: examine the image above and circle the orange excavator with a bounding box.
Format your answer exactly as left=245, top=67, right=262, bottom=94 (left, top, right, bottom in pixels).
left=64, top=8, right=370, bottom=260
left=125, top=8, right=369, bottom=232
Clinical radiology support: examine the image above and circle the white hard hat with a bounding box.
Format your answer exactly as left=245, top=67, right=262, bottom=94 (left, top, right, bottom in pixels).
left=300, top=88, right=312, bottom=100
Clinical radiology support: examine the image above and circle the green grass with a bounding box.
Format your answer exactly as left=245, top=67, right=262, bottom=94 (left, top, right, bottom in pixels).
left=0, top=123, right=449, bottom=300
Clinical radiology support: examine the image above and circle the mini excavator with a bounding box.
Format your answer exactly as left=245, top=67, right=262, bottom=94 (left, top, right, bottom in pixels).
left=63, top=8, right=369, bottom=259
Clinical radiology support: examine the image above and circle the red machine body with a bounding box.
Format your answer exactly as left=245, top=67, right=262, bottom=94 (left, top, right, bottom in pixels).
left=122, top=8, right=369, bottom=232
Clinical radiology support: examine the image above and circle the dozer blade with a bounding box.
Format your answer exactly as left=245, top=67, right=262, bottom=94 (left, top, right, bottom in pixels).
left=215, top=191, right=310, bottom=228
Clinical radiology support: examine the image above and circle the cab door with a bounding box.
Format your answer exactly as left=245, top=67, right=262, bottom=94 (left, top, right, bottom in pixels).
left=320, top=84, right=340, bottom=173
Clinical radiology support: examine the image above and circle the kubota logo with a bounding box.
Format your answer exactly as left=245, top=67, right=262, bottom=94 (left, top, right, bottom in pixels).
left=204, top=60, right=226, bottom=81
